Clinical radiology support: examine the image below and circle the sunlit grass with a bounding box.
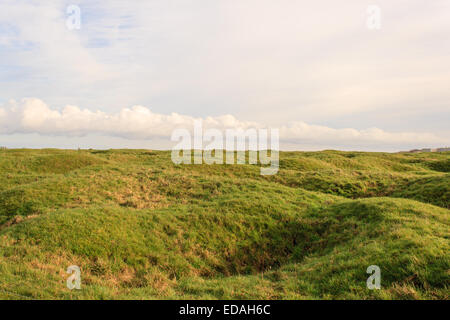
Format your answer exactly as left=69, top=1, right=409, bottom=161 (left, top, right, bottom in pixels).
left=0, top=149, right=448, bottom=299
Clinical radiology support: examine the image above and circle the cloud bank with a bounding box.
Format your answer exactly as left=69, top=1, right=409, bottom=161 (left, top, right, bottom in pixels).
left=1, top=0, right=449, bottom=135
left=0, top=98, right=447, bottom=151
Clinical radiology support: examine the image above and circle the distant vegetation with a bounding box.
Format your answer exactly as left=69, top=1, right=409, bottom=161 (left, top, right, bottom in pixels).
left=0, top=149, right=448, bottom=299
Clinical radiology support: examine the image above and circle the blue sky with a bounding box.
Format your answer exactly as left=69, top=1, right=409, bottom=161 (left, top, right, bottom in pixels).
left=0, top=0, right=449, bottom=150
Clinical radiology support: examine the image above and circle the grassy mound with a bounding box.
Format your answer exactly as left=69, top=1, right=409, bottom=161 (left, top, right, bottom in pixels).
left=0, top=149, right=448, bottom=299
left=392, top=175, right=450, bottom=208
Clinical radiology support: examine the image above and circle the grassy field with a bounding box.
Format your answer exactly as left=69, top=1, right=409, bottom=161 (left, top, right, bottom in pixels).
left=0, top=149, right=448, bottom=300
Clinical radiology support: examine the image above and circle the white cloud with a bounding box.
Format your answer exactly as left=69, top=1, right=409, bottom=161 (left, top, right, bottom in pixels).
left=0, top=98, right=258, bottom=139
left=0, top=1, right=110, bottom=82
left=1, top=1, right=450, bottom=125
left=0, top=98, right=447, bottom=150
left=1, top=0, right=449, bottom=149
left=279, top=122, right=446, bottom=146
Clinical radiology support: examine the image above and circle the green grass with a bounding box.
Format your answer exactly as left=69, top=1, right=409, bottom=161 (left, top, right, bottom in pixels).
left=0, top=149, right=448, bottom=300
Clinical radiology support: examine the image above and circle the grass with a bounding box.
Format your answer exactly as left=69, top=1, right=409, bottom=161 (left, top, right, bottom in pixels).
left=0, top=148, right=448, bottom=299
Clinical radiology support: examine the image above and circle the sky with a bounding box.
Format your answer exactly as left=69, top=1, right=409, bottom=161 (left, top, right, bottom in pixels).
left=0, top=0, right=449, bottom=151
